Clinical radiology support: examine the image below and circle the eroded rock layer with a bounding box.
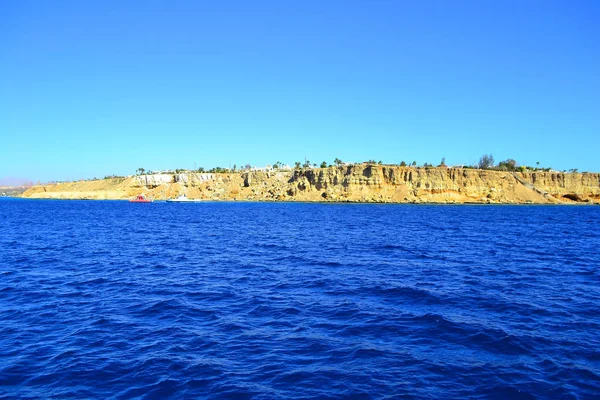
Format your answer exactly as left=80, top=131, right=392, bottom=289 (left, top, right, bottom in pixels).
left=21, top=166, right=600, bottom=204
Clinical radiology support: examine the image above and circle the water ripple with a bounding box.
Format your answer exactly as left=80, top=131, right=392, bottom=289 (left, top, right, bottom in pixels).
left=0, top=199, right=599, bottom=398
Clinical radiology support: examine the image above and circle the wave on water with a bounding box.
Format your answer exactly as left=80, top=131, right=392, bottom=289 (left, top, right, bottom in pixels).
left=1, top=200, right=599, bottom=398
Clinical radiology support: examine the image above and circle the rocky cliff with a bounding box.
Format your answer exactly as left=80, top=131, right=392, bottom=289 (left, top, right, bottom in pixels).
left=20, top=166, right=600, bottom=204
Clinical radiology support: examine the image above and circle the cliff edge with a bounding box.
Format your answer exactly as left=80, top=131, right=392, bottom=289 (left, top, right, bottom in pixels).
left=20, top=166, right=600, bottom=204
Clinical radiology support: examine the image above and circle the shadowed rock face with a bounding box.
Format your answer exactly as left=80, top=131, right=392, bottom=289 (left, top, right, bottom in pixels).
left=20, top=165, right=600, bottom=204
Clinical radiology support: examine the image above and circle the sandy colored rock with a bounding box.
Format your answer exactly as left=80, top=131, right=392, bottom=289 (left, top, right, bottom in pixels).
left=20, top=166, right=600, bottom=204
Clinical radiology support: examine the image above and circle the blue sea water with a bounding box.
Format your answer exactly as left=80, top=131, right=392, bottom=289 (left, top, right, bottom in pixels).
left=0, top=198, right=599, bottom=399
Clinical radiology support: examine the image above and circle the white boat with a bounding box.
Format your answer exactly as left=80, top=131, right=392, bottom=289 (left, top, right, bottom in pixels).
left=166, top=194, right=203, bottom=203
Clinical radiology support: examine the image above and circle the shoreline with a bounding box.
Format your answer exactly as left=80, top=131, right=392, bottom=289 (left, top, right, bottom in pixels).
left=18, top=166, right=600, bottom=205
left=8, top=197, right=599, bottom=206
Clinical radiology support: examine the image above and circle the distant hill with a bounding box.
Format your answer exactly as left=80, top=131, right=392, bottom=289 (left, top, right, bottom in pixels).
left=0, top=177, right=34, bottom=187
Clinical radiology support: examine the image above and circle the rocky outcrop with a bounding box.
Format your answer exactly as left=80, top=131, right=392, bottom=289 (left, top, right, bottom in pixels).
left=519, top=172, right=600, bottom=202
left=20, top=166, right=600, bottom=204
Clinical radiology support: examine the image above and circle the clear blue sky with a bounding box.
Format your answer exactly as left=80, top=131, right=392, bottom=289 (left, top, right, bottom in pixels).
left=1, top=0, right=599, bottom=181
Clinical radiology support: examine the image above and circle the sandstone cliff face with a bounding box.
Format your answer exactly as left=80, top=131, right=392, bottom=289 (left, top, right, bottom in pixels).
left=520, top=172, right=600, bottom=201
left=273, top=166, right=537, bottom=203
left=20, top=166, right=600, bottom=204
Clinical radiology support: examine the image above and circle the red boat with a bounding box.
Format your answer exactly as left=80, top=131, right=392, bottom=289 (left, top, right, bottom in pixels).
left=129, top=195, right=153, bottom=203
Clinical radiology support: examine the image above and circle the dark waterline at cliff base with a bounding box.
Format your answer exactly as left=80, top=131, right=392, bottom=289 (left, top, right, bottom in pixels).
left=1, top=199, right=599, bottom=399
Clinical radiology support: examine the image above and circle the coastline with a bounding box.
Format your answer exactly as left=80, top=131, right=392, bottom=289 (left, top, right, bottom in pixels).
left=19, top=165, right=600, bottom=205
left=9, top=198, right=599, bottom=206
